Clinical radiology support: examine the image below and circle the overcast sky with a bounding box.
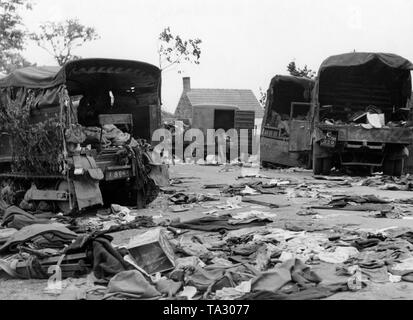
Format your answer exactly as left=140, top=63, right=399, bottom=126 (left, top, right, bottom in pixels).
left=20, top=0, right=413, bottom=113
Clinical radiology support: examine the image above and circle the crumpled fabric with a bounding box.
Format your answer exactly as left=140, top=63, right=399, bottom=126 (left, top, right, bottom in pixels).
left=66, top=233, right=130, bottom=281
left=155, top=278, right=183, bottom=297
left=215, top=281, right=251, bottom=300
left=2, top=206, right=51, bottom=230
left=104, top=270, right=161, bottom=300
left=177, top=238, right=213, bottom=261
left=0, top=223, right=77, bottom=253
left=388, top=257, right=413, bottom=276
left=0, top=228, right=17, bottom=244
left=360, top=265, right=389, bottom=283
left=102, top=124, right=131, bottom=146
left=239, top=282, right=348, bottom=300
left=318, top=247, right=359, bottom=264
left=0, top=253, right=49, bottom=279
left=92, top=237, right=130, bottom=281
left=184, top=266, right=227, bottom=292
left=171, top=215, right=271, bottom=232
left=250, top=259, right=322, bottom=293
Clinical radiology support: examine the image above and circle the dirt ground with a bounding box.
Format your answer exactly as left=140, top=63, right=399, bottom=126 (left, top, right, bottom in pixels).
left=2, top=164, right=413, bottom=300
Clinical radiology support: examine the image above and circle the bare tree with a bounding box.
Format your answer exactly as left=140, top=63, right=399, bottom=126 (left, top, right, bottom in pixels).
left=31, top=19, right=100, bottom=66
left=158, top=27, right=202, bottom=73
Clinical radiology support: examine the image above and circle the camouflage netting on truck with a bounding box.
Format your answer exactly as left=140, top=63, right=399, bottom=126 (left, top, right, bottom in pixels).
left=0, top=94, right=64, bottom=176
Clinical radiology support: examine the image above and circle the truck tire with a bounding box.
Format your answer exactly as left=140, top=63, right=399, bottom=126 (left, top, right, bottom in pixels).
left=393, top=158, right=404, bottom=177
left=383, top=159, right=394, bottom=176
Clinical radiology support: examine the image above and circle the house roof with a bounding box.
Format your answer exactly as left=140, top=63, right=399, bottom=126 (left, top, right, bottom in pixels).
left=186, top=88, right=264, bottom=118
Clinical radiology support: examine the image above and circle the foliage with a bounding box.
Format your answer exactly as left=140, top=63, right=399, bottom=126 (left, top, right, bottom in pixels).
left=258, top=87, right=267, bottom=108
left=0, top=92, right=63, bottom=175
left=287, top=61, right=316, bottom=79
left=0, top=0, right=33, bottom=73
left=31, top=18, right=100, bottom=66
left=1, top=51, right=33, bottom=73
left=158, top=27, right=202, bottom=72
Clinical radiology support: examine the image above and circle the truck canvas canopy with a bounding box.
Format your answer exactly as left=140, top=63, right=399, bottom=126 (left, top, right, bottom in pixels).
left=314, top=52, right=413, bottom=123
left=0, top=58, right=161, bottom=110
left=265, top=75, right=314, bottom=124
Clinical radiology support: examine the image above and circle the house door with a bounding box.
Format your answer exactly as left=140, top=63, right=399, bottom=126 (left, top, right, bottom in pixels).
left=214, top=109, right=235, bottom=131
left=235, top=110, right=255, bottom=155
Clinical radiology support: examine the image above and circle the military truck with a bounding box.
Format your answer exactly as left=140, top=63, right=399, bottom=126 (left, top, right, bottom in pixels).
left=260, top=75, right=315, bottom=168
left=0, top=58, right=166, bottom=214
left=308, top=52, right=413, bottom=176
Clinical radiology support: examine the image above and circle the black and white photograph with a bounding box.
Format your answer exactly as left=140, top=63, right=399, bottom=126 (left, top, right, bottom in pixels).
left=0, top=0, right=413, bottom=310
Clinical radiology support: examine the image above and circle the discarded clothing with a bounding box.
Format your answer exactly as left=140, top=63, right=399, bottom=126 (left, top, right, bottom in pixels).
left=388, top=257, right=413, bottom=276
left=104, top=270, right=161, bottom=300
left=239, top=283, right=348, bottom=300
left=351, top=238, right=380, bottom=250
left=66, top=233, right=130, bottom=281
left=177, top=238, right=213, bottom=261
left=171, top=215, right=271, bottom=232
left=0, top=253, right=49, bottom=279
left=0, top=223, right=78, bottom=253
left=318, top=247, right=359, bottom=264
left=0, top=228, right=17, bottom=244
left=169, top=193, right=218, bottom=205
left=283, top=221, right=330, bottom=233
left=155, top=279, right=183, bottom=297
left=251, top=259, right=322, bottom=293
left=2, top=206, right=52, bottom=230
left=360, top=265, right=389, bottom=283
left=92, top=236, right=130, bottom=281
left=215, top=281, right=251, bottom=300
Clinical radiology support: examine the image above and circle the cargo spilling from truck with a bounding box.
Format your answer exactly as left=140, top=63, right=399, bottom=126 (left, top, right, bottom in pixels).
left=0, top=59, right=168, bottom=214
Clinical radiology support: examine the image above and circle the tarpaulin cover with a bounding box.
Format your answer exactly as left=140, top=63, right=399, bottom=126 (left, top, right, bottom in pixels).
left=266, top=75, right=315, bottom=116
left=318, top=52, right=413, bottom=75
left=313, top=52, right=413, bottom=111
left=0, top=58, right=162, bottom=109
left=269, top=75, right=315, bottom=90
left=0, top=66, right=62, bottom=89
left=0, top=58, right=161, bottom=91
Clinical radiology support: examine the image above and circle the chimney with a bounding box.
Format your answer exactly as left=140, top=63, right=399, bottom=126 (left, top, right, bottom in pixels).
left=183, top=77, right=191, bottom=92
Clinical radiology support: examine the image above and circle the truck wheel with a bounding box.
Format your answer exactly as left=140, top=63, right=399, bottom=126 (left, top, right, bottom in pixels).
left=393, top=159, right=404, bottom=177
left=322, top=157, right=332, bottom=175
left=383, top=159, right=394, bottom=176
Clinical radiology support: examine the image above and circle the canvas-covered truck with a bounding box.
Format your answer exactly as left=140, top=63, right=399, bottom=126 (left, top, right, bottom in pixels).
left=260, top=75, right=315, bottom=168
left=0, top=58, right=167, bottom=214
left=310, top=52, right=413, bottom=176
